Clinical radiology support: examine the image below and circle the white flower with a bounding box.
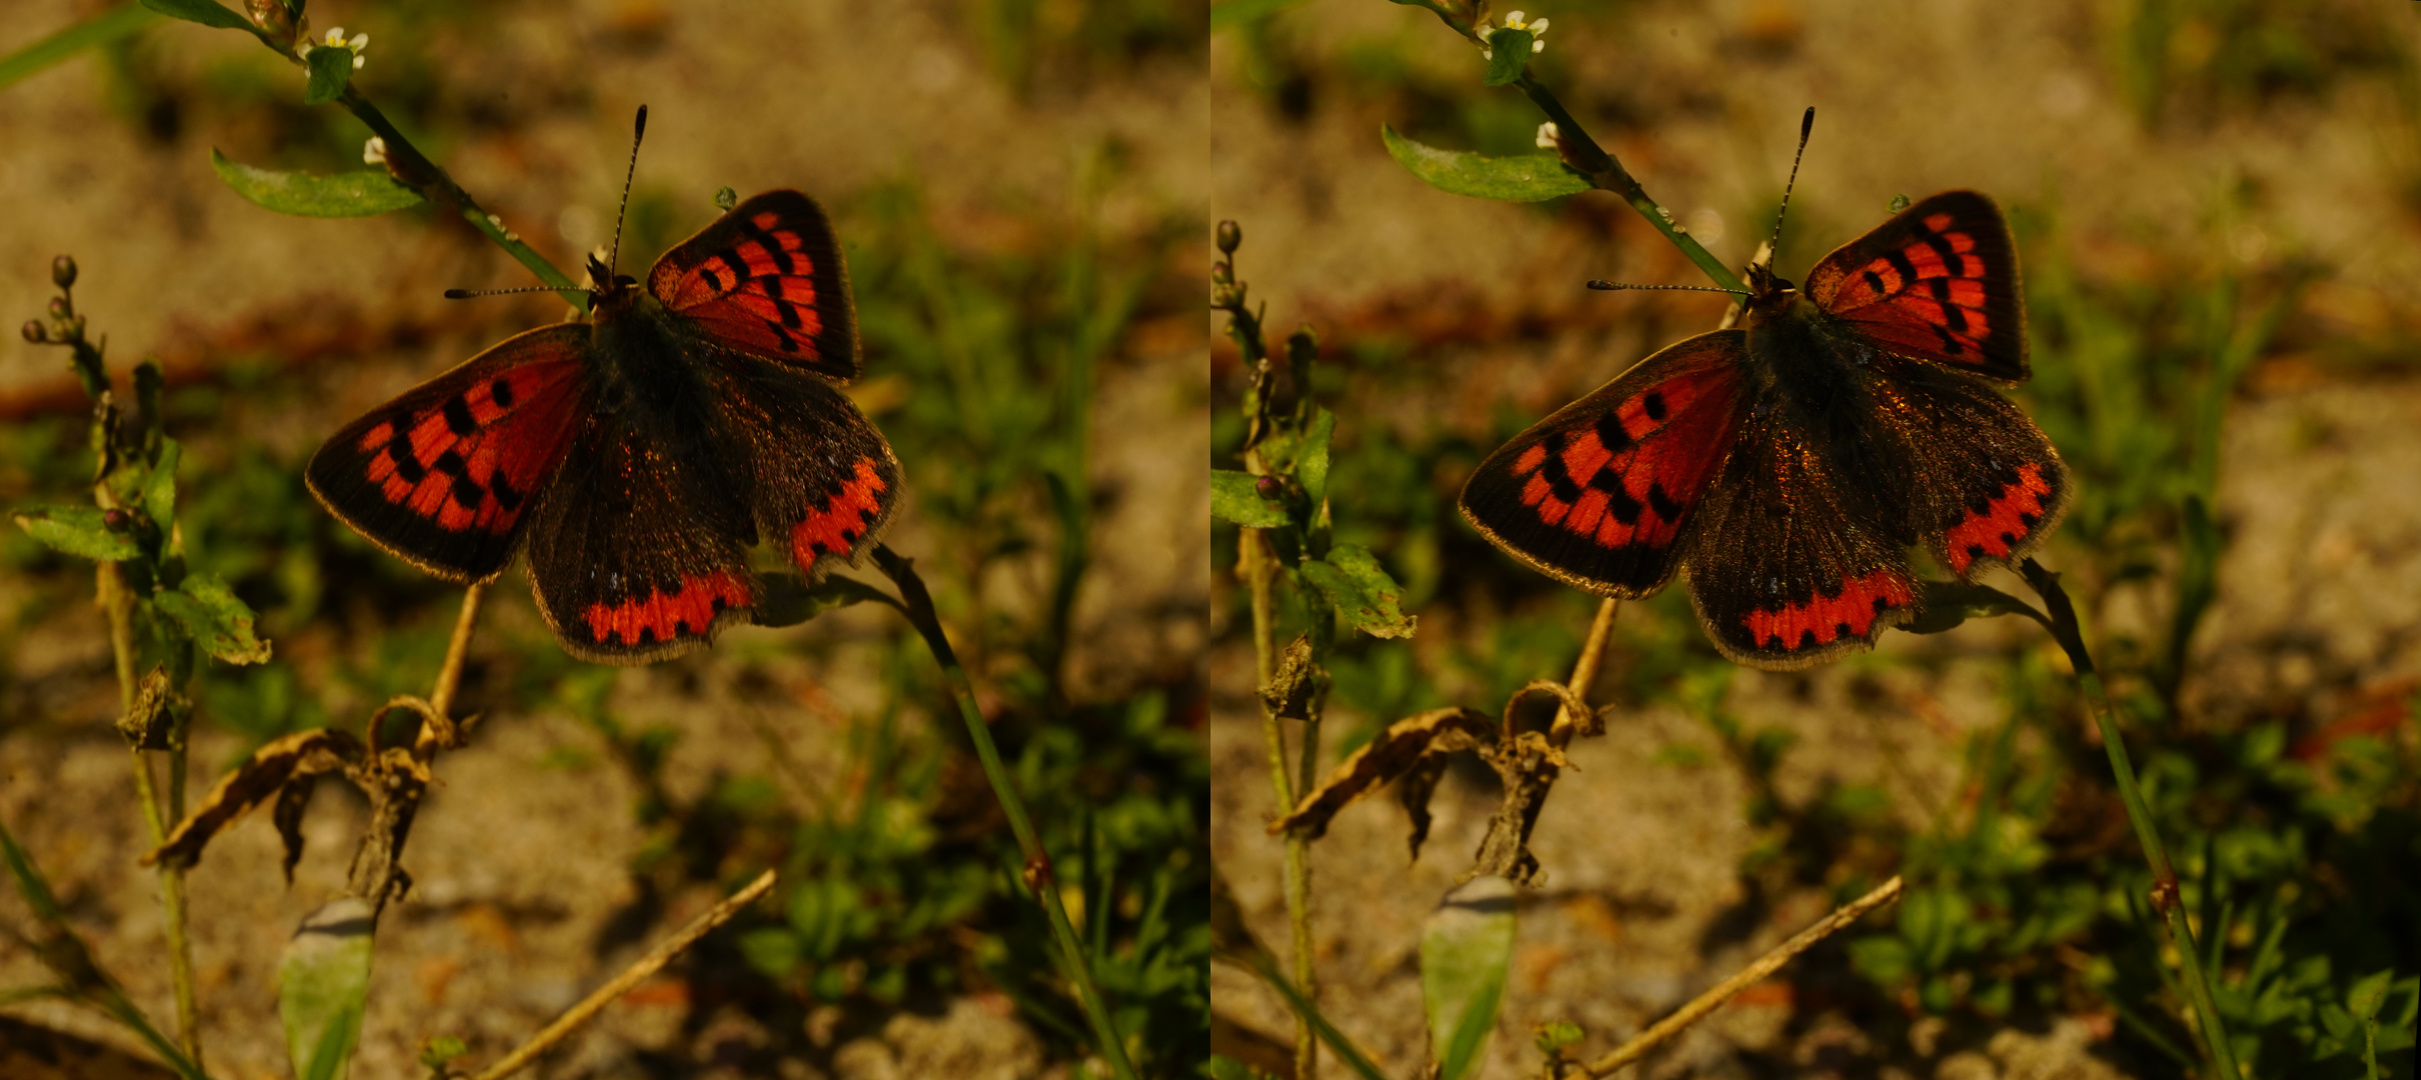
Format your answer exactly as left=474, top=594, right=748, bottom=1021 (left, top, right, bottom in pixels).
left=363, top=136, right=388, bottom=166
left=1478, top=10, right=1548, bottom=60
left=1535, top=121, right=1560, bottom=149
left=308, top=26, right=370, bottom=69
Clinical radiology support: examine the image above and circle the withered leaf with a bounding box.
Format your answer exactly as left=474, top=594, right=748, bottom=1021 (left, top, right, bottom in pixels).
left=144, top=728, right=363, bottom=870
left=1259, top=633, right=1320, bottom=721
left=114, top=665, right=187, bottom=751
left=1270, top=707, right=1496, bottom=842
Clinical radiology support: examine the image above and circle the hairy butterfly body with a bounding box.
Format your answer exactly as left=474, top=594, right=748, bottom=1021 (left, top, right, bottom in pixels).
left=308, top=187, right=901, bottom=664
left=1459, top=190, right=2069, bottom=670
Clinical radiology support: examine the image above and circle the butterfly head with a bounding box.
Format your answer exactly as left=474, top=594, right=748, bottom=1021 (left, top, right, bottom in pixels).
left=1742, top=261, right=1800, bottom=321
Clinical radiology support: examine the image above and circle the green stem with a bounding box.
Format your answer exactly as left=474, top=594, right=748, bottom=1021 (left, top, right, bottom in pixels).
left=2023, top=560, right=2241, bottom=1080
left=335, top=88, right=586, bottom=308
left=1509, top=75, right=1745, bottom=293
left=873, top=547, right=1137, bottom=1080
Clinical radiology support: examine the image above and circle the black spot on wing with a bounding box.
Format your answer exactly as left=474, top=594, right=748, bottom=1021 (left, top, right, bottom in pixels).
left=442, top=397, right=478, bottom=437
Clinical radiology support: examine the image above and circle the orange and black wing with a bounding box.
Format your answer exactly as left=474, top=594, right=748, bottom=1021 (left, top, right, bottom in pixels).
left=1683, top=402, right=1921, bottom=671
left=305, top=325, right=591, bottom=582
left=1804, top=190, right=2026, bottom=383
left=1459, top=331, right=1750, bottom=596
left=647, top=190, right=861, bottom=379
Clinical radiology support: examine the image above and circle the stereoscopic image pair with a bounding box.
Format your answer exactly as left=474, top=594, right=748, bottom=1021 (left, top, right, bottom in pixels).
left=2, top=3, right=2414, bottom=1079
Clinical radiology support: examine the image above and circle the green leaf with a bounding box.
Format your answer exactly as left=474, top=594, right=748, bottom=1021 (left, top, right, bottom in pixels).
left=13, top=505, right=139, bottom=561
left=302, top=41, right=352, bottom=104
left=1299, top=544, right=1417, bottom=639
left=142, top=437, right=179, bottom=532
left=1205, top=1056, right=1276, bottom=1080
left=210, top=149, right=425, bottom=218
left=1481, top=28, right=1533, bottom=86
left=752, top=572, right=897, bottom=628
left=155, top=574, right=273, bottom=664
left=1211, top=469, right=1287, bottom=527
left=138, top=0, right=253, bottom=31
left=0, top=6, right=156, bottom=91
left=1423, top=876, right=1515, bottom=1080
left=1296, top=408, right=1336, bottom=515
left=280, top=898, right=373, bottom=1080
left=736, top=926, right=803, bottom=977
left=1903, top=578, right=2047, bottom=635
left=1381, top=124, right=1589, bottom=203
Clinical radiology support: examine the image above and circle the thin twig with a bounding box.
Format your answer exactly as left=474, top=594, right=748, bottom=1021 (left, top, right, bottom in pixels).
left=1547, top=598, right=1620, bottom=748
left=1573, top=876, right=1905, bottom=1077
left=471, top=869, right=778, bottom=1080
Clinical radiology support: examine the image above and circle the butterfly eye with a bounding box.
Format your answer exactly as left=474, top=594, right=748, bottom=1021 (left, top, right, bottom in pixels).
left=615, top=274, right=639, bottom=288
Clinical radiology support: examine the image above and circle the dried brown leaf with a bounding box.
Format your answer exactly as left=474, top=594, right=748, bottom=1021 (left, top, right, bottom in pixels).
left=112, top=666, right=186, bottom=751
left=143, top=728, right=363, bottom=870
left=1270, top=707, right=1497, bottom=841
left=1259, top=633, right=1320, bottom=721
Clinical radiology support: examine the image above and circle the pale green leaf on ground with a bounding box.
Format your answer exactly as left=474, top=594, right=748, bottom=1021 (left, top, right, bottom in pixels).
left=211, top=149, right=426, bottom=218
left=1382, top=124, right=1590, bottom=202
left=281, top=897, right=373, bottom=1080
left=1424, top=876, right=1516, bottom=1080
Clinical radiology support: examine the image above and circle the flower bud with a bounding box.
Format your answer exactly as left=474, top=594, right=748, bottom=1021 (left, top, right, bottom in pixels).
left=103, top=508, right=129, bottom=532
left=51, top=255, right=77, bottom=289
left=1211, top=261, right=1232, bottom=286
left=248, top=0, right=300, bottom=50
left=49, top=297, right=69, bottom=319
left=1255, top=475, right=1282, bottom=501
left=1216, top=220, right=1242, bottom=255
left=21, top=320, right=45, bottom=343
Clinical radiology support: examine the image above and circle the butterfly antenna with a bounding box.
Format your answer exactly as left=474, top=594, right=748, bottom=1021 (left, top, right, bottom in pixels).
left=605, top=104, right=649, bottom=280
left=443, top=285, right=584, bottom=300
left=1586, top=281, right=1752, bottom=296
left=1767, top=106, right=1815, bottom=260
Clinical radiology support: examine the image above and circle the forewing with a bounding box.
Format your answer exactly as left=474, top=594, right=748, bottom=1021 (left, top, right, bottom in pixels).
left=305, top=325, right=590, bottom=582
left=1868, top=355, right=2072, bottom=578
left=1804, top=191, right=2026, bottom=382
left=1685, top=405, right=1920, bottom=670
left=705, top=355, right=903, bottom=578
left=520, top=411, right=759, bottom=665
left=1459, top=331, right=1749, bottom=596
left=647, top=190, right=860, bottom=379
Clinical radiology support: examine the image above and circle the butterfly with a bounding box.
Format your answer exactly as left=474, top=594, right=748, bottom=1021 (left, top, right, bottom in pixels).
left=1459, top=188, right=2069, bottom=670
left=307, top=110, right=901, bottom=664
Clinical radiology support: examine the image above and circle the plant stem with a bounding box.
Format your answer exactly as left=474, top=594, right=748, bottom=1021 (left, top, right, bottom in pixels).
left=2022, top=560, right=2242, bottom=1080
left=1547, top=597, right=1619, bottom=749
left=872, top=547, right=1138, bottom=1080
left=1508, top=75, right=1746, bottom=294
